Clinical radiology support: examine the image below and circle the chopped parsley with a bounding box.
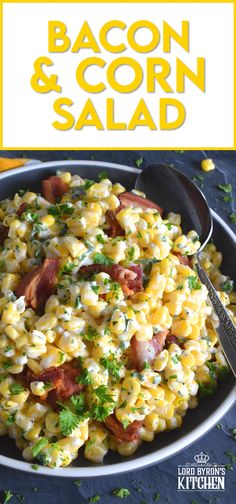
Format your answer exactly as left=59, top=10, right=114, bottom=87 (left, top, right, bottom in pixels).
left=136, top=258, right=159, bottom=276
left=96, top=234, right=106, bottom=244
left=84, top=179, right=95, bottom=190
left=224, top=463, right=233, bottom=470
left=32, top=437, right=48, bottom=458
left=3, top=490, right=13, bottom=504
left=76, top=368, right=92, bottom=386
left=6, top=412, right=16, bottom=426
left=94, top=385, right=115, bottom=403
left=135, top=157, right=143, bottom=168
left=89, top=496, right=100, bottom=503
left=58, top=394, right=88, bottom=435
left=198, top=382, right=216, bottom=399
left=121, top=419, right=130, bottom=430
left=59, top=223, right=68, bottom=236
left=90, top=385, right=115, bottom=422
left=223, top=195, right=232, bottom=203
left=229, top=213, right=236, bottom=224
left=58, top=351, right=65, bottom=364
left=225, top=451, right=236, bottom=464
left=171, top=355, right=180, bottom=365
left=113, top=488, right=130, bottom=498
left=98, top=170, right=108, bottom=181
left=206, top=361, right=217, bottom=381
left=221, top=279, right=234, bottom=293
left=73, top=479, right=81, bottom=487
left=59, top=408, right=81, bottom=436
left=100, top=354, right=123, bottom=380
left=127, top=246, right=135, bottom=261
left=31, top=464, right=39, bottom=471
left=91, top=283, right=99, bottom=294
left=218, top=365, right=230, bottom=380
left=82, top=325, right=99, bottom=341
left=188, top=275, right=201, bottom=290
left=165, top=223, right=173, bottom=230
left=43, top=382, right=53, bottom=391
left=9, top=383, right=25, bottom=395
left=93, top=252, right=113, bottom=266
left=18, top=188, right=28, bottom=196
left=2, top=361, right=13, bottom=370
left=74, top=295, right=82, bottom=309
left=23, top=210, right=39, bottom=223
left=48, top=203, right=74, bottom=217
left=218, top=183, right=232, bottom=193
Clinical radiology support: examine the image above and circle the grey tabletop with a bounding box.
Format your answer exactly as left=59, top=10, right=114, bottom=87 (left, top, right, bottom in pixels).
left=0, top=150, right=235, bottom=504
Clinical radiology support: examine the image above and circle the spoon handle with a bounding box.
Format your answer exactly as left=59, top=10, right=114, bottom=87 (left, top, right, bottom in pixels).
left=195, top=258, right=236, bottom=378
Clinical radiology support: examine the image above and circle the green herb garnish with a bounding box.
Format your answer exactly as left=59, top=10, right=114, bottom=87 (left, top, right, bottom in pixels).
left=221, top=279, right=234, bottom=293
left=229, top=213, right=236, bottom=224
left=218, top=183, right=232, bottom=193
left=76, top=369, right=92, bottom=386
left=135, top=157, right=143, bottom=168
left=100, top=354, right=123, bottom=380
left=98, top=170, right=108, bottom=181
left=3, top=490, right=13, bottom=504
left=10, top=383, right=25, bottom=395
left=113, top=488, right=130, bottom=498
left=89, top=496, right=100, bottom=503
left=32, top=437, right=48, bottom=458
left=127, top=247, right=135, bottom=261
left=96, top=234, right=106, bottom=244
left=58, top=394, right=88, bottom=436
left=82, top=325, right=99, bottom=341
left=188, top=276, right=201, bottom=290
left=90, top=385, right=115, bottom=422
left=93, top=252, right=113, bottom=266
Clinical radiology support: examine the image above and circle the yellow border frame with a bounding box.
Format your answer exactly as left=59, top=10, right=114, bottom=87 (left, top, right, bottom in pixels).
left=0, top=0, right=235, bottom=150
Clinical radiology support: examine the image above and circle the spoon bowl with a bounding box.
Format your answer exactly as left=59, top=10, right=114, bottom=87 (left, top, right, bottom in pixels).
left=135, top=163, right=213, bottom=250
left=135, top=162, right=236, bottom=378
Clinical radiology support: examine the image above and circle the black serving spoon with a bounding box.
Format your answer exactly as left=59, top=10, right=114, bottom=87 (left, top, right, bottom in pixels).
left=135, top=163, right=236, bottom=377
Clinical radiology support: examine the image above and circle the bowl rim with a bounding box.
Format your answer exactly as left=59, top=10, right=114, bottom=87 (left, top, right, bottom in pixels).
left=0, top=159, right=235, bottom=477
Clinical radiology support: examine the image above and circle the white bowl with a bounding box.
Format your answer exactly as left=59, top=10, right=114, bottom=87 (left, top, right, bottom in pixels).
left=0, top=160, right=235, bottom=477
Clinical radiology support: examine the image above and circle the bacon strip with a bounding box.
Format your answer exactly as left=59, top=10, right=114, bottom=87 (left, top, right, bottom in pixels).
left=165, top=333, right=179, bottom=346
left=105, top=209, right=125, bottom=238
left=15, top=258, right=60, bottom=310
left=0, top=204, right=29, bottom=246
left=26, top=361, right=83, bottom=408
left=42, top=175, right=69, bottom=204
left=79, top=264, right=143, bottom=296
left=174, top=253, right=190, bottom=266
left=16, top=202, right=29, bottom=217
left=105, top=415, right=142, bottom=442
left=129, top=330, right=169, bottom=370
left=0, top=224, right=9, bottom=245
left=119, top=192, right=163, bottom=215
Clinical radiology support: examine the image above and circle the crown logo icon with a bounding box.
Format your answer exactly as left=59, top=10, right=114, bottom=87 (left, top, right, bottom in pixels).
left=194, top=452, right=210, bottom=464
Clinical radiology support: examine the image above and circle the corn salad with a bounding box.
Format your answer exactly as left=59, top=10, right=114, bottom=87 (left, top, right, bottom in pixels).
left=0, top=170, right=234, bottom=469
